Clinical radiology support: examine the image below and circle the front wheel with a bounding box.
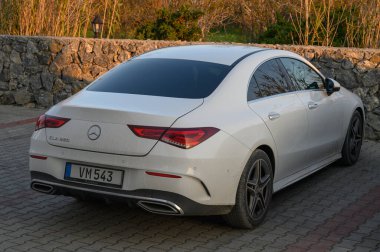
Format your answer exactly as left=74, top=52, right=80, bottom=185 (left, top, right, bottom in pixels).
left=340, top=110, right=363, bottom=166
left=224, top=149, right=273, bottom=229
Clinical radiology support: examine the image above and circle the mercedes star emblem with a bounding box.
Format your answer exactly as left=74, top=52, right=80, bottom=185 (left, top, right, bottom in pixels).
left=87, top=125, right=101, bottom=140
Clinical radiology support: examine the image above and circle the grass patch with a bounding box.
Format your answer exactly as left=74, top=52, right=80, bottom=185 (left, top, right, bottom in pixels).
left=205, top=26, right=248, bottom=43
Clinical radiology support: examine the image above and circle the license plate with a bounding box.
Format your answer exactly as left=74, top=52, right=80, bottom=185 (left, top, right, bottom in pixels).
left=64, top=163, right=124, bottom=188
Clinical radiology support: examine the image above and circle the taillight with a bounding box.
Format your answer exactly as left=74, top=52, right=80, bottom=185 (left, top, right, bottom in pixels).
left=35, top=114, right=46, bottom=131
left=161, top=128, right=219, bottom=149
left=35, top=115, right=70, bottom=131
left=128, top=125, right=166, bottom=140
left=128, top=125, right=219, bottom=149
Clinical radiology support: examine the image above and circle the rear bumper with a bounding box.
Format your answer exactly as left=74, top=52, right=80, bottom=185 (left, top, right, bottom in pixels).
left=30, top=171, right=233, bottom=216
left=30, top=128, right=251, bottom=207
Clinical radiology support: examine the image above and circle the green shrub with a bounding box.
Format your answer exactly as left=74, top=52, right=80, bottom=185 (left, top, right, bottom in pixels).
left=136, top=6, right=203, bottom=41
left=257, top=12, right=295, bottom=44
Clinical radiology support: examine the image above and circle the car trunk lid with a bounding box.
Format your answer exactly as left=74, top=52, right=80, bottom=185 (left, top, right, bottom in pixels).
left=45, top=91, right=203, bottom=156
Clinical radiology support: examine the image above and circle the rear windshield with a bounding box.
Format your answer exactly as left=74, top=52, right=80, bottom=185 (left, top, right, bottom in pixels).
left=87, top=58, right=230, bottom=99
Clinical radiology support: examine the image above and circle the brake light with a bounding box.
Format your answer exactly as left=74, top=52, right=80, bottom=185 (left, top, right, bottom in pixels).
left=35, top=115, right=70, bottom=131
left=35, top=115, right=46, bottom=131
left=128, top=125, right=166, bottom=140
left=128, top=125, right=219, bottom=149
left=161, top=128, right=219, bottom=149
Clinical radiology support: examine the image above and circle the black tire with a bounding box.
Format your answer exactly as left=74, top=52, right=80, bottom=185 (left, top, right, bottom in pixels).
left=224, top=149, right=273, bottom=229
left=340, top=110, right=363, bottom=166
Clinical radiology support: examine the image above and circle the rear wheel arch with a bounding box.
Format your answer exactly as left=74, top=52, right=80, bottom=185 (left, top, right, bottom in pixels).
left=256, top=145, right=275, bottom=176
left=355, top=107, right=364, bottom=121
left=225, top=148, right=274, bottom=228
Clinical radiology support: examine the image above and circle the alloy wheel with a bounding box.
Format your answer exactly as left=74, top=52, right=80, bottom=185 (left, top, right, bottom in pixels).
left=246, top=159, right=271, bottom=221
left=349, top=115, right=363, bottom=160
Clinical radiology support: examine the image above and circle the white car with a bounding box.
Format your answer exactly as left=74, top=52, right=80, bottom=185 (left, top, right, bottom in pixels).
left=30, top=45, right=364, bottom=228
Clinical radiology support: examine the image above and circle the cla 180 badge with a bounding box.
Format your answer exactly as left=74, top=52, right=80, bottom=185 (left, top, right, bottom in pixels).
left=87, top=125, right=101, bottom=140
left=48, top=136, right=70, bottom=142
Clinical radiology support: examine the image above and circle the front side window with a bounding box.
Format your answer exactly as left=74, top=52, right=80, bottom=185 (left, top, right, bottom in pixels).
left=252, top=59, right=293, bottom=97
left=280, top=58, right=324, bottom=90
left=87, top=58, right=230, bottom=99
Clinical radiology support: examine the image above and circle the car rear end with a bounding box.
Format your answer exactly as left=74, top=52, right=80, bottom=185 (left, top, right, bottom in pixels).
left=29, top=55, right=251, bottom=215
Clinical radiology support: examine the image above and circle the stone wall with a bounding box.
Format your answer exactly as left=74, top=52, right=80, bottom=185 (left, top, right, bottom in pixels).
left=0, top=35, right=379, bottom=139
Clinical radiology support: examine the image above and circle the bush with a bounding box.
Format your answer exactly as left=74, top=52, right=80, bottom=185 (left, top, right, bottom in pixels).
left=257, top=12, right=295, bottom=44
left=136, top=6, right=203, bottom=41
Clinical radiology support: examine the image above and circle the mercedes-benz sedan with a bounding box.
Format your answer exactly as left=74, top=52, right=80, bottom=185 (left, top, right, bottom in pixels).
left=30, top=45, right=364, bottom=228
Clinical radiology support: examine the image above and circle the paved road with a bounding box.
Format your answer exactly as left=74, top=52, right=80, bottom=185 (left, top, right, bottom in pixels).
left=0, top=105, right=379, bottom=252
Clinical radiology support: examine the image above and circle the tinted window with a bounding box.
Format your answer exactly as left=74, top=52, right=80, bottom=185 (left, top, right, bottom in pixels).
left=253, top=59, right=293, bottom=97
left=87, top=58, right=230, bottom=99
left=280, top=58, right=324, bottom=90
left=247, top=75, right=262, bottom=101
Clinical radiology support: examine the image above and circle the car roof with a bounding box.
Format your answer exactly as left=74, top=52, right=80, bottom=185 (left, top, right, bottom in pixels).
left=136, top=45, right=265, bottom=66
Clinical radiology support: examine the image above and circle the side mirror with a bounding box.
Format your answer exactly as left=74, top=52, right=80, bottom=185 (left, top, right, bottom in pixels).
left=324, top=78, right=340, bottom=95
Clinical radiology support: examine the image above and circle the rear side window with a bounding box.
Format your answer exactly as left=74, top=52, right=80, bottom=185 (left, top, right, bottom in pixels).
left=280, top=58, right=324, bottom=90
left=247, top=76, right=262, bottom=101
left=252, top=59, right=293, bottom=98
left=87, top=58, right=230, bottom=99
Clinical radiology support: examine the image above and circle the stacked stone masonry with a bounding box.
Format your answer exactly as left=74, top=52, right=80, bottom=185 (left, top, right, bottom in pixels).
left=0, top=35, right=379, bottom=139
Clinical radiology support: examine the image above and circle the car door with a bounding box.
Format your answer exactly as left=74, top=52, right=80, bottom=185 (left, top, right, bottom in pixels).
left=247, top=59, right=310, bottom=181
left=279, top=57, right=341, bottom=166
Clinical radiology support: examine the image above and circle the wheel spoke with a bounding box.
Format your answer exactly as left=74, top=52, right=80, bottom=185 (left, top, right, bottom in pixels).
left=259, top=174, right=271, bottom=192
left=354, top=118, right=359, bottom=128
left=255, top=160, right=262, bottom=182
left=248, top=194, right=255, bottom=212
left=356, top=127, right=362, bottom=139
left=250, top=195, right=258, bottom=215
left=247, top=181, right=255, bottom=193
left=351, top=141, right=357, bottom=154
left=351, top=124, right=356, bottom=137
left=349, top=131, right=356, bottom=153
left=247, top=178, right=257, bottom=187
left=355, top=128, right=360, bottom=139
left=255, top=196, right=265, bottom=213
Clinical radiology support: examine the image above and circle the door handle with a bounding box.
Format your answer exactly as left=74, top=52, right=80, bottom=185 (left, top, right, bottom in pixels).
left=268, top=112, right=280, bottom=120
left=308, top=102, right=319, bottom=110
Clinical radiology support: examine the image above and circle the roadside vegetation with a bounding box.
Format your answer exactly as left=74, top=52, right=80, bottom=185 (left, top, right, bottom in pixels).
left=0, top=0, right=379, bottom=48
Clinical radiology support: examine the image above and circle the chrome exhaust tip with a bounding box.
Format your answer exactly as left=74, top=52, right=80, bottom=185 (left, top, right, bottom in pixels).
left=31, top=182, right=56, bottom=194
left=137, top=200, right=183, bottom=215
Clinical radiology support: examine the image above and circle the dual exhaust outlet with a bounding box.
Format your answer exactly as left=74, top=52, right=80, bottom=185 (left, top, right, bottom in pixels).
left=137, top=200, right=182, bottom=215
left=31, top=181, right=183, bottom=215
left=31, top=182, right=56, bottom=194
